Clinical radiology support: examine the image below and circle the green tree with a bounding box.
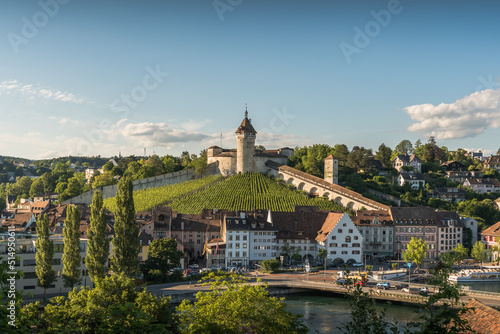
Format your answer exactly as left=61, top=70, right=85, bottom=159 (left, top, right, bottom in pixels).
left=261, top=259, right=280, bottom=272
left=62, top=205, right=82, bottom=288
left=402, top=237, right=428, bottom=270
left=471, top=241, right=489, bottom=267
left=111, top=176, right=140, bottom=277
left=176, top=274, right=307, bottom=334
left=35, top=214, right=56, bottom=302
left=29, top=178, right=45, bottom=198
left=192, top=150, right=208, bottom=176
left=452, top=244, right=468, bottom=264
left=141, top=238, right=182, bottom=284
left=395, top=139, right=414, bottom=155
left=375, top=143, right=392, bottom=168
left=86, top=190, right=110, bottom=283
left=280, top=241, right=294, bottom=265
left=161, top=155, right=177, bottom=174
left=29, top=274, right=176, bottom=333
left=103, top=160, right=115, bottom=172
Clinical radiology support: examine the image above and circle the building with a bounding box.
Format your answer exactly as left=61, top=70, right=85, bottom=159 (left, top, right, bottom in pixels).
left=324, top=155, right=339, bottom=184
left=480, top=221, right=500, bottom=261
left=207, top=109, right=293, bottom=177
left=397, top=172, right=425, bottom=190
left=0, top=232, right=91, bottom=297
left=463, top=178, right=500, bottom=194
left=445, top=170, right=483, bottom=183
left=484, top=155, right=500, bottom=172
left=440, top=160, right=466, bottom=171
left=392, top=154, right=422, bottom=172
left=391, top=207, right=462, bottom=259
left=458, top=298, right=500, bottom=334
left=352, top=210, right=394, bottom=260
left=432, top=187, right=467, bottom=203
left=460, top=217, right=478, bottom=247
left=84, top=168, right=104, bottom=182
left=315, top=213, right=363, bottom=265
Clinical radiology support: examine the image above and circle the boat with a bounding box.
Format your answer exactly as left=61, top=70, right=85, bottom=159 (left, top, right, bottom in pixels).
left=448, top=269, right=500, bottom=283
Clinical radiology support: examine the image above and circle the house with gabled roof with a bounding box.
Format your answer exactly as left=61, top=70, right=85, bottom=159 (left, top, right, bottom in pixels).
left=392, top=154, right=422, bottom=172
left=432, top=187, right=466, bottom=203
left=480, top=221, right=500, bottom=262
left=397, top=172, right=425, bottom=190
left=484, top=155, right=500, bottom=172
left=464, top=178, right=500, bottom=194
left=315, top=212, right=363, bottom=266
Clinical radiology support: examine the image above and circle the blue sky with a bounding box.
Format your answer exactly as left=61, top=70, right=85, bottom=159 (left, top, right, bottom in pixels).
left=1, top=0, right=500, bottom=159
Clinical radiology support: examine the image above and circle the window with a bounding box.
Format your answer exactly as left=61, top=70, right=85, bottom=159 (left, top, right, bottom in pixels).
left=352, top=250, right=360, bottom=254
left=332, top=236, right=336, bottom=240
left=236, top=235, right=240, bottom=241
left=24, top=272, right=37, bottom=279
left=54, top=244, right=64, bottom=253
left=345, top=236, right=351, bottom=242
left=342, top=244, right=348, bottom=247
left=24, top=286, right=35, bottom=290
left=52, top=259, right=61, bottom=265
left=354, top=236, right=358, bottom=240
left=24, top=259, right=36, bottom=266
left=348, top=229, right=353, bottom=233
left=330, top=243, right=338, bottom=247
left=338, top=229, right=342, bottom=233
left=342, top=251, right=348, bottom=255
left=243, top=235, right=247, bottom=241
left=330, top=251, right=336, bottom=254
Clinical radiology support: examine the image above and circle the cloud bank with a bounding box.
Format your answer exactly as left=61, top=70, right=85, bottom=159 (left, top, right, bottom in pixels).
left=404, top=89, right=500, bottom=139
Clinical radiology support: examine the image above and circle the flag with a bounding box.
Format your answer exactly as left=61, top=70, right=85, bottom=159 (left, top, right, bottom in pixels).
left=202, top=239, right=208, bottom=256
left=216, top=239, right=219, bottom=254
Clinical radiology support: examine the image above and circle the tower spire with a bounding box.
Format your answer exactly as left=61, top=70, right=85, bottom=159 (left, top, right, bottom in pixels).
left=245, top=103, right=248, bottom=118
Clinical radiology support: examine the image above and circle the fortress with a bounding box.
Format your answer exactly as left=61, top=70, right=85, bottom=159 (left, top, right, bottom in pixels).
left=207, top=109, right=294, bottom=177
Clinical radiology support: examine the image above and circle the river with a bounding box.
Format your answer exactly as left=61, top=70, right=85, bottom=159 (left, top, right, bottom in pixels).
left=285, top=292, right=420, bottom=334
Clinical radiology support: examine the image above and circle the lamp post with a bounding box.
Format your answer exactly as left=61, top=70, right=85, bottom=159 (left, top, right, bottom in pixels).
left=324, top=254, right=327, bottom=286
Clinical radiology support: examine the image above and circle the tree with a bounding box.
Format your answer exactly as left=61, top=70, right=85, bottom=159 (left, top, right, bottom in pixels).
left=192, top=150, right=208, bottom=176
left=111, top=176, right=140, bottom=277
left=261, top=259, right=280, bottom=272
left=395, top=139, right=414, bottom=155
left=375, top=143, right=392, bottom=168
left=141, top=238, right=182, bottom=284
left=280, top=241, right=294, bottom=264
left=28, top=274, right=176, bottom=333
left=35, top=214, right=56, bottom=302
left=318, top=248, right=327, bottom=263
left=452, top=244, right=468, bottom=264
left=402, top=237, right=428, bottom=270
left=471, top=241, right=489, bottom=267
left=29, top=178, right=45, bottom=198
left=176, top=274, right=307, bottom=334
left=86, top=190, right=110, bottom=283
left=161, top=155, right=177, bottom=174
left=103, top=160, right=115, bottom=172
left=62, top=205, right=82, bottom=289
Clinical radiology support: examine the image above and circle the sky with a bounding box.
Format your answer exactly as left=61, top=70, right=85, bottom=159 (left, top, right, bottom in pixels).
left=1, top=0, right=500, bottom=160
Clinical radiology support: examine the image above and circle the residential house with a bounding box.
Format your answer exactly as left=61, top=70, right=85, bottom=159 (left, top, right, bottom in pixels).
left=465, top=150, right=484, bottom=161
left=458, top=299, right=500, bottom=334
left=84, top=168, right=104, bottom=182
left=351, top=210, right=394, bottom=260
left=432, top=187, right=466, bottom=203
left=464, top=178, right=500, bottom=194
left=1, top=211, right=36, bottom=232
left=440, top=160, right=466, bottom=171
left=445, top=170, right=483, bottom=183
left=484, top=155, right=500, bottom=172
left=397, top=172, right=425, bottom=190
left=315, top=213, right=363, bottom=265
left=480, top=221, right=500, bottom=262
left=392, top=154, right=422, bottom=172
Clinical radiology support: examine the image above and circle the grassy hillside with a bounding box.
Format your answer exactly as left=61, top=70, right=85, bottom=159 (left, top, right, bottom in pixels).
left=170, top=172, right=347, bottom=214
left=103, top=175, right=224, bottom=212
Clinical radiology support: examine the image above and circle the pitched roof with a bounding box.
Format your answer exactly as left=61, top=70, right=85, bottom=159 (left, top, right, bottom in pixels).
left=316, top=212, right=344, bottom=242
left=235, top=116, right=257, bottom=134
left=389, top=207, right=462, bottom=227
left=485, top=155, right=500, bottom=164
left=271, top=210, right=330, bottom=240
left=481, top=221, right=500, bottom=238
left=325, top=154, right=337, bottom=160
left=457, top=298, right=500, bottom=334
left=466, top=178, right=500, bottom=186
left=399, top=172, right=425, bottom=180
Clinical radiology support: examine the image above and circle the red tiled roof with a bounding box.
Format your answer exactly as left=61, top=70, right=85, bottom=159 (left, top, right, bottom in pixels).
left=316, top=212, right=344, bottom=242
left=457, top=298, right=500, bottom=334
left=235, top=117, right=257, bottom=134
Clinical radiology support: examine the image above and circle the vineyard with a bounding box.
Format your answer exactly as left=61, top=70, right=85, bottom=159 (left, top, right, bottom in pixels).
left=170, top=172, right=347, bottom=214
left=103, top=175, right=224, bottom=213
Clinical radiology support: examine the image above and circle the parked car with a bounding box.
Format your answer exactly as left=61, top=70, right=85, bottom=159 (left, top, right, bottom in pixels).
left=376, top=282, right=391, bottom=290
left=354, top=281, right=365, bottom=287
left=351, top=262, right=364, bottom=267
left=396, top=283, right=409, bottom=290
left=306, top=268, right=320, bottom=273
left=401, top=287, right=411, bottom=293
left=188, top=264, right=199, bottom=269
left=335, top=279, right=348, bottom=285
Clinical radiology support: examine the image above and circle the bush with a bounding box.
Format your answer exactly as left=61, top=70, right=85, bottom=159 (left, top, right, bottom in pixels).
left=261, top=259, right=280, bottom=272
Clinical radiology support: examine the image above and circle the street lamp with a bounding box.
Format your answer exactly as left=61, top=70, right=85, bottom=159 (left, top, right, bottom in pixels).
left=324, top=254, right=327, bottom=285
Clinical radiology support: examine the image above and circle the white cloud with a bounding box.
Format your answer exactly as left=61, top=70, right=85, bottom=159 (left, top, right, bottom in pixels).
left=0, top=80, right=93, bottom=105
left=404, top=89, right=500, bottom=139
left=180, top=119, right=212, bottom=132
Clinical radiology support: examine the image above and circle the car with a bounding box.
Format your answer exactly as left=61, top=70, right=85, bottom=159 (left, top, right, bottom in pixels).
left=306, top=268, right=320, bottom=273
left=335, top=279, right=348, bottom=285
left=188, top=264, right=199, bottom=269
left=419, top=286, right=429, bottom=294
left=351, top=262, right=364, bottom=267
left=354, top=281, right=365, bottom=287
left=396, top=283, right=409, bottom=290
left=376, top=282, right=391, bottom=290
left=401, top=287, right=410, bottom=293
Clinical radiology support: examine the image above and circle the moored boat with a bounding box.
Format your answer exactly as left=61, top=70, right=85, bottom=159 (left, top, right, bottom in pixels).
left=448, top=269, right=500, bottom=282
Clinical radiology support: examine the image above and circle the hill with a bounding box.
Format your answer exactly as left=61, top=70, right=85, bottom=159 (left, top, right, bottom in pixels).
left=170, top=172, right=347, bottom=214
left=103, top=174, right=224, bottom=212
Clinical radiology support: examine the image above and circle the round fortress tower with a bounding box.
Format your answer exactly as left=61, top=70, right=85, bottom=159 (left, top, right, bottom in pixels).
left=235, top=108, right=256, bottom=173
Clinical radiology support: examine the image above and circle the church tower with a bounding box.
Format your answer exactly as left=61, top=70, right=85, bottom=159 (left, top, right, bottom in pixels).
left=235, top=107, right=256, bottom=173
left=324, top=154, right=339, bottom=184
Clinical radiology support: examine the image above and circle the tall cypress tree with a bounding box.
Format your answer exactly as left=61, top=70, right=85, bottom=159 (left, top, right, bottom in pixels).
left=62, top=205, right=82, bottom=288
left=86, top=190, right=110, bottom=282
left=111, top=176, right=140, bottom=277
left=36, top=213, right=56, bottom=302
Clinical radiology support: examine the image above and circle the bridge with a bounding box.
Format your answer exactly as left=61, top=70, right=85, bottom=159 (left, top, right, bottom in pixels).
left=277, top=166, right=390, bottom=211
